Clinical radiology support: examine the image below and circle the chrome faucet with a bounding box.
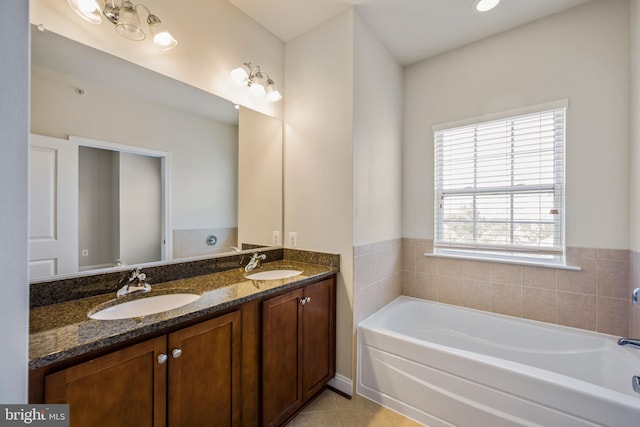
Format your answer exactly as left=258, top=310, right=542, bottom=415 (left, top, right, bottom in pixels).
left=116, top=267, right=152, bottom=297
left=618, top=338, right=640, bottom=349
left=244, top=252, right=267, bottom=273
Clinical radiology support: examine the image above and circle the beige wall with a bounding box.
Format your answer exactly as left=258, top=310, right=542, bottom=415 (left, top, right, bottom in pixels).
left=284, top=9, right=355, bottom=388
left=631, top=0, right=640, bottom=334
left=238, top=107, right=283, bottom=247
left=403, top=0, right=631, bottom=250
left=29, top=0, right=285, bottom=118
left=353, top=13, right=403, bottom=247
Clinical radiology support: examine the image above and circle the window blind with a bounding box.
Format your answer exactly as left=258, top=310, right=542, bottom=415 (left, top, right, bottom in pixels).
left=434, top=107, right=565, bottom=260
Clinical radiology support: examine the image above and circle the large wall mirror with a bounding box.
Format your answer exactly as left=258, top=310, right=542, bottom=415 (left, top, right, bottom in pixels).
left=30, top=27, right=283, bottom=281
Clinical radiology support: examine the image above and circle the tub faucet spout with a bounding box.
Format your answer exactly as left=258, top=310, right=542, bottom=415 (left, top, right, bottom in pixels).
left=618, top=338, right=640, bottom=349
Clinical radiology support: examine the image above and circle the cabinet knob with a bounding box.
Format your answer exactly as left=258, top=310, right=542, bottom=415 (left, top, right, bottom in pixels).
left=299, top=296, right=311, bottom=305
left=157, top=354, right=168, bottom=364
left=172, top=348, right=183, bottom=359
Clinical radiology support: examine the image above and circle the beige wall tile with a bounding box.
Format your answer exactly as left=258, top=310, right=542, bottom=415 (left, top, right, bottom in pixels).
left=491, top=284, right=522, bottom=317
left=597, top=248, right=630, bottom=261
left=415, top=273, right=439, bottom=301
left=522, top=287, right=557, bottom=324
left=437, top=257, right=461, bottom=277
left=557, top=292, right=596, bottom=331
left=597, top=259, right=630, bottom=299
left=438, top=275, right=466, bottom=306
left=557, top=259, right=596, bottom=295
left=490, top=263, right=522, bottom=286
left=463, top=280, right=491, bottom=312
left=633, top=305, right=640, bottom=337
left=416, top=255, right=438, bottom=275
left=397, top=241, right=633, bottom=338
left=401, top=271, right=416, bottom=297
left=580, top=248, right=598, bottom=259
left=597, top=297, right=629, bottom=336
left=522, top=266, right=557, bottom=290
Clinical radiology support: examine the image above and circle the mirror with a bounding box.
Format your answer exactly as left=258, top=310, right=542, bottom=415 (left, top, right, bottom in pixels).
left=30, top=27, right=283, bottom=281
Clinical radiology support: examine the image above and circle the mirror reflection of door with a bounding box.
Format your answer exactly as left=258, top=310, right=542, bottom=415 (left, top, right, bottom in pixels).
left=28, top=134, right=78, bottom=280
left=78, top=147, right=162, bottom=272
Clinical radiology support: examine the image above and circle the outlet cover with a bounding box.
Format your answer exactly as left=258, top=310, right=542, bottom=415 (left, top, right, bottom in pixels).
left=288, top=232, right=297, bottom=248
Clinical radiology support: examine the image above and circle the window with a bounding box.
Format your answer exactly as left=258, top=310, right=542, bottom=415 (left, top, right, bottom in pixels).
left=434, top=102, right=566, bottom=263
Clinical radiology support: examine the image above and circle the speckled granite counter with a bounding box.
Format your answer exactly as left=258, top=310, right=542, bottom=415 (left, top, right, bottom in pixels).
left=30, top=259, right=337, bottom=370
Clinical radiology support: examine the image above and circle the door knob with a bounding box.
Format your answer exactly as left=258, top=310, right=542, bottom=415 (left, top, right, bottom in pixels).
left=172, top=348, right=183, bottom=358
left=157, top=354, right=168, bottom=364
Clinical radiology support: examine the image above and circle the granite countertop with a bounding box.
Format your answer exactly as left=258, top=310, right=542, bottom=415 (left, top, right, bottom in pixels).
left=30, top=260, right=337, bottom=370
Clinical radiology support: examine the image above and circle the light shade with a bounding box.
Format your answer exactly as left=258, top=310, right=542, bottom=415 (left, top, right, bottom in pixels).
left=248, top=79, right=266, bottom=97
left=148, top=15, right=178, bottom=50
left=265, top=80, right=282, bottom=103
left=67, top=0, right=102, bottom=24
left=230, top=66, right=250, bottom=86
left=474, top=0, right=501, bottom=12
left=116, top=1, right=146, bottom=41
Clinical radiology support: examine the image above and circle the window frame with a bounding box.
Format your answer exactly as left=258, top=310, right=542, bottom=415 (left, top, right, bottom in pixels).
left=432, top=100, right=568, bottom=265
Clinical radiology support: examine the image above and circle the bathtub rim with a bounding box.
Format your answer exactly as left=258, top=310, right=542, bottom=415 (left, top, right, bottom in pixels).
left=357, top=296, right=640, bottom=414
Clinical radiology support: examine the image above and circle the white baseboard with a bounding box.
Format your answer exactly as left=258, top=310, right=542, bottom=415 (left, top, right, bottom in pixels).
left=328, top=374, right=353, bottom=397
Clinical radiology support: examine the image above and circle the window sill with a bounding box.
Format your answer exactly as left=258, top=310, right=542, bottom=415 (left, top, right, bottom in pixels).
left=424, top=252, right=582, bottom=271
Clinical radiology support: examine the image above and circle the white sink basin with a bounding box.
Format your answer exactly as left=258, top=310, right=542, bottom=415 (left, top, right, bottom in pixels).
left=244, top=269, right=302, bottom=281
left=89, top=293, right=200, bottom=320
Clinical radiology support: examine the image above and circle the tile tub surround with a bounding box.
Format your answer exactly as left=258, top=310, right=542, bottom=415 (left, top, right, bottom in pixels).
left=29, top=257, right=338, bottom=369
left=633, top=250, right=640, bottom=336
left=173, top=227, right=238, bottom=259
left=354, top=239, right=402, bottom=325
left=402, top=239, right=632, bottom=337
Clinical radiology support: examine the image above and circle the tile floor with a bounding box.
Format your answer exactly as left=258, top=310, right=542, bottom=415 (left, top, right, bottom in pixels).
left=287, top=389, right=423, bottom=426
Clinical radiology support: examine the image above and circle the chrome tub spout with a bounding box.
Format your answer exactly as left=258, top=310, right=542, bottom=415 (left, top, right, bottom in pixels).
left=618, top=338, right=640, bottom=349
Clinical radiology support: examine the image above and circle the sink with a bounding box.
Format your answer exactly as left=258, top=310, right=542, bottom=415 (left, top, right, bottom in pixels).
left=89, top=293, right=200, bottom=320
left=244, top=269, right=302, bottom=281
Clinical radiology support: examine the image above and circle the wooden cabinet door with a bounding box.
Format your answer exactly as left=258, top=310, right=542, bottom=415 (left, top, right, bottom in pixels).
left=262, top=288, right=304, bottom=427
left=168, top=311, right=242, bottom=427
left=45, top=336, right=167, bottom=427
left=302, top=278, right=336, bottom=400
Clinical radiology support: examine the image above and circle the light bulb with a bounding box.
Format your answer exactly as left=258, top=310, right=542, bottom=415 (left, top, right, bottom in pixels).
left=249, top=80, right=266, bottom=97
left=230, top=67, right=249, bottom=86
left=148, top=15, right=177, bottom=50
left=67, top=0, right=102, bottom=24
left=265, top=81, right=282, bottom=102
left=474, top=0, right=500, bottom=12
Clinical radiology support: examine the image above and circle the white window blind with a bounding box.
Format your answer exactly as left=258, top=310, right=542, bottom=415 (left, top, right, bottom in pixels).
left=434, top=106, right=565, bottom=261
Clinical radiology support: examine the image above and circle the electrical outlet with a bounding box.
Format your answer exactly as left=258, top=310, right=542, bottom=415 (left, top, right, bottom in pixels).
left=288, top=232, right=297, bottom=248
left=81, top=249, right=89, bottom=257
left=272, top=230, right=281, bottom=246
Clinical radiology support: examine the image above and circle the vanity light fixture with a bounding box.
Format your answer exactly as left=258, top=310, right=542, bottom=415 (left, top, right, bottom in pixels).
left=67, top=0, right=178, bottom=50
left=230, top=62, right=282, bottom=103
left=473, top=0, right=501, bottom=12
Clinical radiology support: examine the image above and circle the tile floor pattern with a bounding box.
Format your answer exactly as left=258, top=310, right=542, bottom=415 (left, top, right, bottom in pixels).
left=287, top=389, right=423, bottom=427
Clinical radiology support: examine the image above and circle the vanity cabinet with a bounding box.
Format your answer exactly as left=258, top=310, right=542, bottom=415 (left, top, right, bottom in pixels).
left=262, top=277, right=336, bottom=427
left=44, top=310, right=242, bottom=427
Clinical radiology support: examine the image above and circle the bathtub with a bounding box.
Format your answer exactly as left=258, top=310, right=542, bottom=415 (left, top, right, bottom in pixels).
left=357, top=296, right=640, bottom=427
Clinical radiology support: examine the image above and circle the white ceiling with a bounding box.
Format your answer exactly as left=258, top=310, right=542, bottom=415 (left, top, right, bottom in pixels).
left=229, top=0, right=593, bottom=65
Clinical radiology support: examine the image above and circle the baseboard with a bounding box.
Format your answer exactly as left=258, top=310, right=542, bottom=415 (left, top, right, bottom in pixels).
left=328, top=374, right=352, bottom=397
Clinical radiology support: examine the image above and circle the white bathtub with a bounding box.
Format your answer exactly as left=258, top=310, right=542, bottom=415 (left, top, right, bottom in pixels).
left=357, top=296, right=640, bottom=427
